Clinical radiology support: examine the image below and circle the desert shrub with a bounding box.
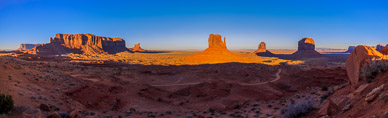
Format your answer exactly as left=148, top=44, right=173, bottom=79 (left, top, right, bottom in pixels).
left=360, top=59, right=388, bottom=83
left=321, top=86, right=328, bottom=91
left=281, top=98, right=315, bottom=118
left=0, top=93, right=14, bottom=114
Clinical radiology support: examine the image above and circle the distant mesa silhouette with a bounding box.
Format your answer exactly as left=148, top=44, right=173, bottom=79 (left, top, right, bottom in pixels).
left=345, top=46, right=356, bottom=53
left=25, top=33, right=131, bottom=55
left=376, top=44, right=385, bottom=52
left=254, top=42, right=275, bottom=57
left=184, top=34, right=248, bottom=63
left=291, top=37, right=323, bottom=58
left=17, top=44, right=40, bottom=51
left=346, top=45, right=383, bottom=88
left=381, top=44, right=388, bottom=55
left=129, top=43, right=146, bottom=52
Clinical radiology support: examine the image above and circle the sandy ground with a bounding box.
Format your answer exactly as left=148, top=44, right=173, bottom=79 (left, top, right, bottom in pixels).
left=0, top=50, right=350, bottom=117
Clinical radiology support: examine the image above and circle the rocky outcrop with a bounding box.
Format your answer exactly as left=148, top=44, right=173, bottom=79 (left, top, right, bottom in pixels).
left=17, top=44, right=40, bottom=51
left=26, top=33, right=130, bottom=55
left=184, top=34, right=248, bottom=64
left=254, top=42, right=275, bottom=57
left=345, top=46, right=356, bottom=53
left=298, top=38, right=315, bottom=51
left=254, top=42, right=266, bottom=53
left=291, top=38, right=322, bottom=58
left=129, top=43, right=145, bottom=52
left=345, top=45, right=383, bottom=88
left=376, top=44, right=385, bottom=52
left=381, top=44, right=388, bottom=55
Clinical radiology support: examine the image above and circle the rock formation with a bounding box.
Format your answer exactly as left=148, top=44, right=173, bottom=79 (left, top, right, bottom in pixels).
left=129, top=43, right=145, bottom=52
left=17, top=44, right=40, bottom=51
left=376, top=44, right=385, bottom=52
left=26, top=33, right=130, bottom=55
left=184, top=34, right=249, bottom=64
left=345, top=45, right=383, bottom=88
left=381, top=44, right=388, bottom=55
left=291, top=38, right=322, bottom=58
left=345, top=46, right=356, bottom=53
left=254, top=42, right=275, bottom=57
left=254, top=42, right=266, bottom=53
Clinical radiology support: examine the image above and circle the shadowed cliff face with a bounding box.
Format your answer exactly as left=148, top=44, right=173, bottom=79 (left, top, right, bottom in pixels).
left=298, top=38, right=315, bottom=51
left=17, top=44, right=40, bottom=51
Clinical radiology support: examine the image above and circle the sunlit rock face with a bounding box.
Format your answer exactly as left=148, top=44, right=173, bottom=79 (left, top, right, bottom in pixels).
left=25, top=33, right=130, bottom=55
left=298, top=38, right=315, bottom=51
left=254, top=42, right=266, bottom=53
left=129, top=43, right=145, bottom=52
left=17, top=44, right=40, bottom=51
left=345, top=45, right=383, bottom=88
left=208, top=34, right=226, bottom=49
left=184, top=34, right=256, bottom=64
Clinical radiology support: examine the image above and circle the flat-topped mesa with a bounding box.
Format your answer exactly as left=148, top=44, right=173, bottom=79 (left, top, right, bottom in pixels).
left=298, top=37, right=315, bottom=51
left=25, top=33, right=130, bottom=55
left=208, top=34, right=227, bottom=49
left=50, top=33, right=129, bottom=54
left=17, top=44, right=40, bottom=51
left=291, top=37, right=322, bottom=58
left=129, top=43, right=145, bottom=52
left=254, top=42, right=266, bottom=53
left=376, top=44, right=385, bottom=52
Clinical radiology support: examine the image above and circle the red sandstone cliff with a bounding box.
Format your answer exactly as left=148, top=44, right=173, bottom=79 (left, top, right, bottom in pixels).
left=26, top=33, right=130, bottom=55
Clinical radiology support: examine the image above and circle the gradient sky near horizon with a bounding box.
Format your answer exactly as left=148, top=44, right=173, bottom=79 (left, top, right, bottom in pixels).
left=0, top=0, right=387, bottom=50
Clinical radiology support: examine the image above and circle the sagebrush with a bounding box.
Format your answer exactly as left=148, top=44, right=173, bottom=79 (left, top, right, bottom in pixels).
left=360, top=59, right=388, bottom=83
left=281, top=97, right=315, bottom=118
left=0, top=93, right=14, bottom=114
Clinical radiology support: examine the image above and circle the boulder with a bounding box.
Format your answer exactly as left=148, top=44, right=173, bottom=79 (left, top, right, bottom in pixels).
left=381, top=44, right=388, bottom=55
left=17, top=44, right=40, bottom=51
left=376, top=44, right=385, bottom=52
left=345, top=46, right=356, bottom=53
left=129, top=43, right=145, bottom=52
left=25, top=33, right=130, bottom=55
left=318, top=100, right=337, bottom=116
left=291, top=37, right=322, bottom=58
left=345, top=45, right=383, bottom=88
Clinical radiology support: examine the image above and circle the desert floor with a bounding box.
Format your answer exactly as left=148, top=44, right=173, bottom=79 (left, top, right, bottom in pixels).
left=0, top=49, right=350, bottom=118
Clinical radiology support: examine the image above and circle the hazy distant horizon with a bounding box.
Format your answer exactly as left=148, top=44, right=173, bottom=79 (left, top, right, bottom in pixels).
left=1, top=0, right=387, bottom=50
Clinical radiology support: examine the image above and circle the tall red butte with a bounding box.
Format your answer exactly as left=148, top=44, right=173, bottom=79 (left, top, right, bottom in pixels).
left=25, top=33, right=130, bottom=55
left=184, top=34, right=248, bottom=64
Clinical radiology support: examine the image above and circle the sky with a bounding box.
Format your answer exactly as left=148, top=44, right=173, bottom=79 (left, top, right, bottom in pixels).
left=0, top=0, right=387, bottom=50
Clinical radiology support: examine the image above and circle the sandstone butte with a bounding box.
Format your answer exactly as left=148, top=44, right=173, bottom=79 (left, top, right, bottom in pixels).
left=345, top=46, right=356, bottom=53
left=25, top=33, right=130, bottom=55
left=291, top=37, right=322, bottom=58
left=381, top=44, right=388, bottom=55
left=184, top=34, right=253, bottom=64
left=254, top=42, right=275, bottom=57
left=254, top=42, right=266, bottom=53
left=376, top=44, right=385, bottom=52
left=345, top=45, right=383, bottom=88
left=17, top=44, right=40, bottom=51
left=129, top=43, right=145, bottom=52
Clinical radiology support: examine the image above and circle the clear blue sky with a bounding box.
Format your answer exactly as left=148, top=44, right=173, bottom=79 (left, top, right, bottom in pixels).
left=0, top=0, right=387, bottom=50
